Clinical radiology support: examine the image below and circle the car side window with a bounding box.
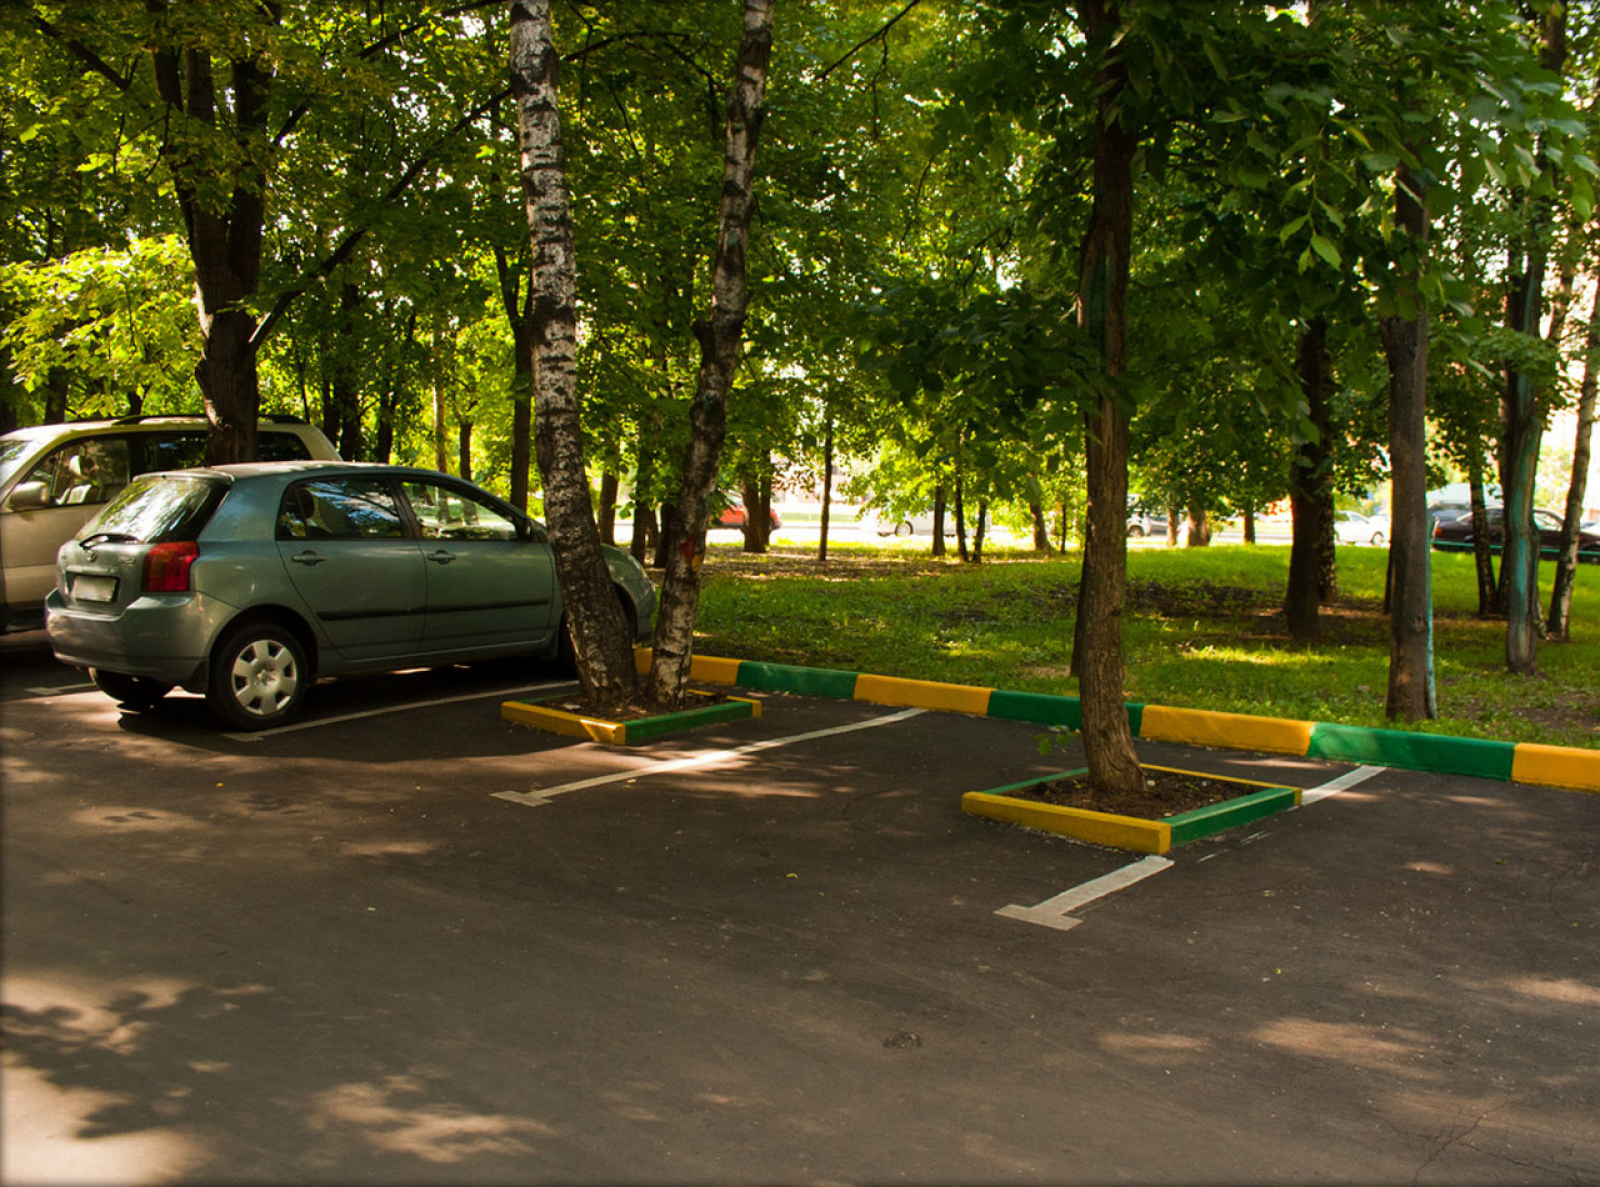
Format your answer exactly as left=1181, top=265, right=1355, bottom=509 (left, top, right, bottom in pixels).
left=142, top=433, right=208, bottom=472
left=278, top=478, right=404, bottom=540
left=18, top=438, right=132, bottom=508
left=402, top=480, right=521, bottom=542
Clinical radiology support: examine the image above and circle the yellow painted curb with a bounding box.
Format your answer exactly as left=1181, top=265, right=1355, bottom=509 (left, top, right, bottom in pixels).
left=1511, top=743, right=1600, bottom=793
left=501, top=700, right=626, bottom=744
left=960, top=791, right=1171, bottom=854
left=629, top=648, right=742, bottom=686
left=1140, top=704, right=1314, bottom=757
left=855, top=673, right=993, bottom=716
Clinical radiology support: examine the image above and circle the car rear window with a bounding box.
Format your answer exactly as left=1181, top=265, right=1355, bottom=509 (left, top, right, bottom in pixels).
left=84, top=474, right=227, bottom=544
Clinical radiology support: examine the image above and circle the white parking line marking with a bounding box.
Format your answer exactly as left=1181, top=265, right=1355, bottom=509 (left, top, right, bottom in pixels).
left=494, top=707, right=928, bottom=807
left=996, top=855, right=1174, bottom=932
left=1298, top=763, right=1384, bottom=804
left=226, top=680, right=569, bottom=741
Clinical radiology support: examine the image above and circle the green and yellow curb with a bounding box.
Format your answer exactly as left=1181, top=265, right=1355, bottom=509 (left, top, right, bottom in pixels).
left=960, top=765, right=1301, bottom=854
left=627, top=650, right=1598, bottom=794
left=502, top=687, right=760, bottom=745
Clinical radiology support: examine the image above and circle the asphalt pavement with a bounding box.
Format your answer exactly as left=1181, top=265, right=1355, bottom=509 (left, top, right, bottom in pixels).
left=2, top=631, right=1597, bottom=1185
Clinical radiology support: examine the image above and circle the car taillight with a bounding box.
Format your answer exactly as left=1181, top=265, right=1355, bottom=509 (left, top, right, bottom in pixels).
left=143, top=542, right=200, bottom=593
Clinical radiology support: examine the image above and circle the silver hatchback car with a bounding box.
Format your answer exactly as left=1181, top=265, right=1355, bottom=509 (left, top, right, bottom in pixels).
left=47, top=461, right=657, bottom=729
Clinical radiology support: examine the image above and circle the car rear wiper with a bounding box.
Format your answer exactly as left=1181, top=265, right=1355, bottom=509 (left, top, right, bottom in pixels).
left=80, top=531, right=140, bottom=548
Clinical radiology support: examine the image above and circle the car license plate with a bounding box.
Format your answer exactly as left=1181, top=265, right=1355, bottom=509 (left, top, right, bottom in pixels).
left=72, top=573, right=118, bottom=603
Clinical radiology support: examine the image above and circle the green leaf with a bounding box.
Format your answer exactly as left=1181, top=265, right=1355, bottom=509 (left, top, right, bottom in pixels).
left=1309, top=234, right=1340, bottom=269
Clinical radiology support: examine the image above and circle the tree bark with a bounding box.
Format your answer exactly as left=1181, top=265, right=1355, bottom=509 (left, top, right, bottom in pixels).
left=1500, top=3, right=1564, bottom=674
left=819, top=415, right=835, bottom=563
left=1286, top=318, right=1329, bottom=641
left=495, top=246, right=536, bottom=511
left=151, top=34, right=273, bottom=465
left=1548, top=282, right=1598, bottom=640
left=1071, top=0, right=1145, bottom=800
left=1468, top=459, right=1497, bottom=616
left=647, top=0, right=773, bottom=707
left=511, top=0, right=637, bottom=708
left=1379, top=161, right=1436, bottom=722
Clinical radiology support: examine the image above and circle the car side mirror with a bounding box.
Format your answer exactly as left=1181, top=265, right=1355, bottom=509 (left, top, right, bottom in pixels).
left=5, top=482, right=52, bottom=511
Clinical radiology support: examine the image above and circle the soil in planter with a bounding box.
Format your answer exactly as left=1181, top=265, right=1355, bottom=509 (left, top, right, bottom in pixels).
left=1012, top=768, right=1246, bottom=819
left=539, top=684, right=736, bottom=723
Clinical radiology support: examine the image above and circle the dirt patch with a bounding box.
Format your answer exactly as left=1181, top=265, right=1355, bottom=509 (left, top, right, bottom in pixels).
left=537, top=686, right=736, bottom=723
left=1004, top=768, right=1253, bottom=819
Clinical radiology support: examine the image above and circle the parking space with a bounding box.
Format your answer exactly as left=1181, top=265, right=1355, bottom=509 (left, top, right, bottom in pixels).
left=3, top=635, right=1598, bottom=1184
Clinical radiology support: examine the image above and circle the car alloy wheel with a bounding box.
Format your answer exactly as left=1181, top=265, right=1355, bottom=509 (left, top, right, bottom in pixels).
left=206, top=622, right=308, bottom=730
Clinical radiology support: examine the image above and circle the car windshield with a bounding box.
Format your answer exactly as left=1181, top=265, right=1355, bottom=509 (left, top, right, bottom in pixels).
left=81, top=474, right=225, bottom=544
left=0, top=437, right=39, bottom=488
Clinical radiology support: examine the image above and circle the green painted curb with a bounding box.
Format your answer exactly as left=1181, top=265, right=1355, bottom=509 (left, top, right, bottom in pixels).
left=1308, top=722, right=1517, bottom=781
left=986, top=689, right=1081, bottom=728
left=734, top=661, right=860, bottom=699
left=1165, top=786, right=1300, bottom=847
left=971, top=767, right=1090, bottom=797
left=621, top=697, right=756, bottom=742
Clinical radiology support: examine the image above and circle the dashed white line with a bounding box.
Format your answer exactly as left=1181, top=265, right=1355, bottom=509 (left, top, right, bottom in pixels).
left=1298, top=763, right=1384, bottom=804
left=996, top=855, right=1175, bottom=932
left=494, top=707, right=927, bottom=807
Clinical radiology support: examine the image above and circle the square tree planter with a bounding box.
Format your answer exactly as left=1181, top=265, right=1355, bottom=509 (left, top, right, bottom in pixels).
left=502, top=690, right=761, bottom=745
left=961, top=764, right=1300, bottom=855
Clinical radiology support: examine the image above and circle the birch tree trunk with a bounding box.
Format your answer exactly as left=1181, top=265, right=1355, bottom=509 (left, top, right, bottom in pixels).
left=647, top=0, right=773, bottom=707
left=511, top=0, right=637, bottom=708
left=1548, top=282, right=1598, bottom=640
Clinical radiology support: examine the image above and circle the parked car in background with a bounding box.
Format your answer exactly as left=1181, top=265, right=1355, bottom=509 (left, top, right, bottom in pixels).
left=859, top=508, right=956, bottom=538
left=0, top=415, right=338, bottom=631
left=1333, top=510, right=1390, bottom=546
left=1430, top=506, right=1600, bottom=564
left=711, top=493, right=781, bottom=531
left=47, top=461, right=657, bottom=730
left=1126, top=510, right=1168, bottom=538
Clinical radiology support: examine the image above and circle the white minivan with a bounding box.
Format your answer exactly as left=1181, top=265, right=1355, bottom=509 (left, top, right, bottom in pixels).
left=0, top=415, right=338, bottom=631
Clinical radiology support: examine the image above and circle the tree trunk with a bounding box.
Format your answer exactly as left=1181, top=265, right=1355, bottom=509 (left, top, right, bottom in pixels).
left=931, top=483, right=948, bottom=558
left=1286, top=318, right=1329, bottom=641
left=1071, top=0, right=1145, bottom=800
left=151, top=36, right=272, bottom=465
left=1500, top=3, right=1565, bottom=674
left=1469, top=460, right=1497, bottom=616
left=495, top=246, right=536, bottom=511
left=458, top=419, right=473, bottom=483
left=647, top=0, right=772, bottom=707
left=1548, top=283, right=1598, bottom=640
left=511, top=0, right=637, bottom=708
left=1183, top=509, right=1211, bottom=548
left=819, top=416, right=835, bottom=563
left=631, top=438, right=658, bottom=565
left=598, top=470, right=619, bottom=545
left=1379, top=161, right=1436, bottom=722
left=1243, top=505, right=1256, bottom=544
left=1030, top=502, right=1051, bottom=551
left=739, top=474, right=771, bottom=554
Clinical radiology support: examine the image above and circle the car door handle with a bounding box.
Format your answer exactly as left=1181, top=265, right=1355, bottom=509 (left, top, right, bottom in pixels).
left=290, top=551, right=326, bottom=566
left=426, top=549, right=457, bottom=564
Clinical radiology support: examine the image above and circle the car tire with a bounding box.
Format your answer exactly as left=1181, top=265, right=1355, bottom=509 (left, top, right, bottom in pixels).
left=1128, top=524, right=1145, bottom=538
left=894, top=520, right=913, bottom=537
left=1371, top=532, right=1387, bottom=546
left=90, top=668, right=173, bottom=711
left=206, top=622, right=308, bottom=730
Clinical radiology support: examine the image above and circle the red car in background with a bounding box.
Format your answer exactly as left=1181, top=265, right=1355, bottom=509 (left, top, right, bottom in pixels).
left=711, top=494, right=782, bottom=531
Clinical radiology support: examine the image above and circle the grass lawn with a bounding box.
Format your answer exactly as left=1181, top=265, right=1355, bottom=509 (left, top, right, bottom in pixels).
left=691, top=539, right=1600, bottom=751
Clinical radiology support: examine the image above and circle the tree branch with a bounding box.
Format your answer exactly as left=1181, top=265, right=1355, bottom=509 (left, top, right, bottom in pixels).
left=253, top=84, right=512, bottom=347
left=819, top=0, right=928, bottom=81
